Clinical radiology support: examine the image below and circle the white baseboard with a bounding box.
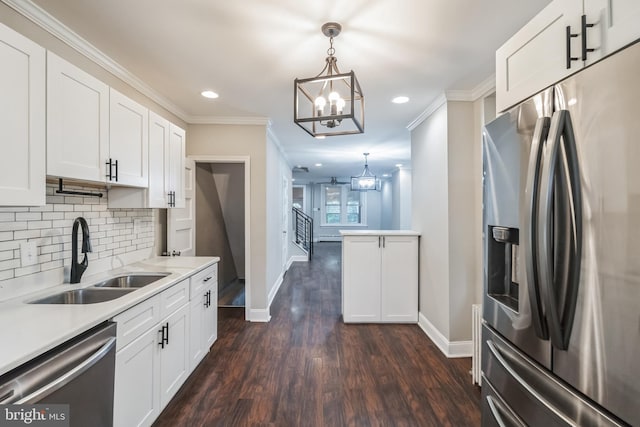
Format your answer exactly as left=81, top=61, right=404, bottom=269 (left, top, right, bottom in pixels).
left=268, top=272, right=284, bottom=307
left=287, top=255, right=308, bottom=270
left=418, top=312, right=473, bottom=358
left=248, top=308, right=271, bottom=322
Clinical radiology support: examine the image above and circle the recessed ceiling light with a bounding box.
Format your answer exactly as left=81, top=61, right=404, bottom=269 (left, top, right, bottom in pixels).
left=315, top=135, right=326, bottom=140
left=382, top=173, right=391, bottom=177
left=201, top=90, right=219, bottom=99
left=395, top=163, right=403, bottom=167
left=315, top=163, right=323, bottom=167
left=392, top=96, right=409, bottom=104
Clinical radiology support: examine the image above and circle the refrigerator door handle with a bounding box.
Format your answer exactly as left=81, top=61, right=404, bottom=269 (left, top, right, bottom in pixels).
left=524, top=116, right=550, bottom=340
left=538, top=110, right=583, bottom=350
left=486, top=395, right=527, bottom=427
left=486, top=340, right=575, bottom=425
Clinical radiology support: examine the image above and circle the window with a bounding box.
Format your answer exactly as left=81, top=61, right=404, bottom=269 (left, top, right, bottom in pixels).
left=321, top=185, right=366, bottom=226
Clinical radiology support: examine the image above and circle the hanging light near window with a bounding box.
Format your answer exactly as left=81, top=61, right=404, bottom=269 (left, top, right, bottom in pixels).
left=294, top=22, right=364, bottom=137
left=351, top=153, right=380, bottom=191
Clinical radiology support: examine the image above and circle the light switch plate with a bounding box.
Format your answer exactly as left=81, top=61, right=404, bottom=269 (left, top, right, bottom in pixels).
left=20, top=241, right=38, bottom=267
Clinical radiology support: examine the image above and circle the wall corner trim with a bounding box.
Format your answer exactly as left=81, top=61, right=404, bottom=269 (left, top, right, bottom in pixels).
left=418, top=312, right=473, bottom=358
left=407, top=94, right=446, bottom=131
left=248, top=309, right=271, bottom=322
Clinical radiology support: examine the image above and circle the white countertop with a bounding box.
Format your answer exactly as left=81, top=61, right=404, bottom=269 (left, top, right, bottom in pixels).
left=339, top=230, right=421, bottom=236
left=0, top=256, right=219, bottom=376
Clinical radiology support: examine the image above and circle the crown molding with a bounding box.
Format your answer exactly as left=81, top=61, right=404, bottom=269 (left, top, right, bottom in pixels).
left=407, top=74, right=496, bottom=130
left=0, top=0, right=219, bottom=124
left=406, top=94, right=446, bottom=131
left=187, top=115, right=270, bottom=125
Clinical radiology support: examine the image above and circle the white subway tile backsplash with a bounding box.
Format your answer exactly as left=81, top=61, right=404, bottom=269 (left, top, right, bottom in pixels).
left=0, top=183, right=156, bottom=282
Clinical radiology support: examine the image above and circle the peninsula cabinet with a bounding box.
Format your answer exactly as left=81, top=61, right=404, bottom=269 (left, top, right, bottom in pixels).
left=0, top=22, right=45, bottom=206
left=496, top=0, right=640, bottom=112
left=341, top=231, right=419, bottom=323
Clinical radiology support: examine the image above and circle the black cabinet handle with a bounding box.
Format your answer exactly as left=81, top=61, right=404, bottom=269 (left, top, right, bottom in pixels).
left=158, top=324, right=166, bottom=348
left=106, top=158, right=113, bottom=180
left=565, top=26, right=579, bottom=69
left=581, top=15, right=595, bottom=61
left=203, top=276, right=212, bottom=283
left=113, top=159, right=118, bottom=182
left=165, top=322, right=169, bottom=345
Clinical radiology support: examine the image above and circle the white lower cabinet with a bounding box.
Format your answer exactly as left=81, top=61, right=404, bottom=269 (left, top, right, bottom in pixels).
left=341, top=232, right=419, bottom=323
left=112, top=264, right=218, bottom=427
left=113, top=279, right=190, bottom=427
left=189, top=264, right=218, bottom=370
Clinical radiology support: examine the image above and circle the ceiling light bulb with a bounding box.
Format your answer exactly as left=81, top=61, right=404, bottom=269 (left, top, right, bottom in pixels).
left=392, top=96, right=409, bottom=104
left=315, top=163, right=323, bottom=167
left=336, top=98, right=346, bottom=114
left=328, top=91, right=341, bottom=102
left=201, top=90, right=219, bottom=99
left=315, top=96, right=327, bottom=112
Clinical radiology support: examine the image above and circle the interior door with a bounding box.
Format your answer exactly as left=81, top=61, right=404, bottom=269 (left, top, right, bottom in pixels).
left=167, top=158, right=195, bottom=256
left=282, top=174, right=289, bottom=268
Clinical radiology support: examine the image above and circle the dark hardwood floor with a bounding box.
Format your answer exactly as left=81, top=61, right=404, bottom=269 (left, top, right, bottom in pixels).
left=153, top=242, right=481, bottom=427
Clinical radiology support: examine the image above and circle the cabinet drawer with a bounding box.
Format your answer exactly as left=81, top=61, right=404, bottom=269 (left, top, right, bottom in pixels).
left=113, top=294, right=161, bottom=351
left=190, top=264, right=217, bottom=297
left=161, top=278, right=190, bottom=318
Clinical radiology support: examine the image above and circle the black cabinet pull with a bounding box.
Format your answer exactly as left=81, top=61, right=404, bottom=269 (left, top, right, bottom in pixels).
left=113, top=159, right=118, bottom=182
left=581, top=15, right=595, bottom=61
left=203, top=276, right=212, bottom=283
left=158, top=324, right=166, bottom=348
left=106, top=158, right=113, bottom=180
left=165, top=322, right=169, bottom=345
left=565, top=26, right=579, bottom=69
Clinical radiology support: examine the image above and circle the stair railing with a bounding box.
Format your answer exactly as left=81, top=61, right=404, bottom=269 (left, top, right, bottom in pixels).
left=292, top=207, right=313, bottom=260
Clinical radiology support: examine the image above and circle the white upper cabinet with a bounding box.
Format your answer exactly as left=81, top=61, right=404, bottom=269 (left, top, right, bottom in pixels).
left=0, top=22, right=45, bottom=206
left=109, top=88, right=149, bottom=187
left=47, top=51, right=110, bottom=184
left=496, top=0, right=640, bottom=112
left=108, top=112, right=185, bottom=208
left=585, top=0, right=640, bottom=56
left=168, top=124, right=186, bottom=208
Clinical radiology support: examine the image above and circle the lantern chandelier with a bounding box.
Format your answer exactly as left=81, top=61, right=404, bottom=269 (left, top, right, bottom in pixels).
left=294, top=22, right=364, bottom=137
left=351, top=153, right=380, bottom=191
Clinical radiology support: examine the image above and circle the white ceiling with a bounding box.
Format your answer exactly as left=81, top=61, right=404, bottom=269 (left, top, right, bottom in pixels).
left=30, top=0, right=551, bottom=181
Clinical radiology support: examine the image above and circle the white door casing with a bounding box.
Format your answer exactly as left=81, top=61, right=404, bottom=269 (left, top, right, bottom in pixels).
left=168, top=158, right=195, bottom=256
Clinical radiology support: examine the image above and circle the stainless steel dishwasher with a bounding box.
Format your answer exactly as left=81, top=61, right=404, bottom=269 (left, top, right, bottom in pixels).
left=0, top=322, right=117, bottom=426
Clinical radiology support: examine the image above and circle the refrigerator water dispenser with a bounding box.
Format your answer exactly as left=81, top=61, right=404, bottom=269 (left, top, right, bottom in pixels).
left=487, top=225, right=519, bottom=312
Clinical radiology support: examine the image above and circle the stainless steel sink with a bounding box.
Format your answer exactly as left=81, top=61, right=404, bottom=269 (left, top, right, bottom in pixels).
left=29, top=288, right=136, bottom=304
left=92, top=273, right=169, bottom=289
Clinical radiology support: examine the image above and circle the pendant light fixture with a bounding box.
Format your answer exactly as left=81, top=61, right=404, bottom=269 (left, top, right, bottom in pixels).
left=294, top=22, right=364, bottom=137
left=351, top=153, right=380, bottom=191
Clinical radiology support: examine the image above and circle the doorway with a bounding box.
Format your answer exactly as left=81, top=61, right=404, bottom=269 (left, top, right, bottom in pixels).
left=191, top=156, right=251, bottom=320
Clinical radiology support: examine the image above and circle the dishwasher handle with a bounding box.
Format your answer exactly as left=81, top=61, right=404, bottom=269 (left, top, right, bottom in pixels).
left=16, top=337, right=116, bottom=404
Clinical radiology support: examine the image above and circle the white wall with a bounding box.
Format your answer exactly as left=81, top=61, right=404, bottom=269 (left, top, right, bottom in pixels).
left=265, top=133, right=292, bottom=305
left=411, top=97, right=480, bottom=354
left=412, top=103, right=451, bottom=339
left=211, top=163, right=245, bottom=278
left=380, top=180, right=393, bottom=229
left=392, top=168, right=412, bottom=230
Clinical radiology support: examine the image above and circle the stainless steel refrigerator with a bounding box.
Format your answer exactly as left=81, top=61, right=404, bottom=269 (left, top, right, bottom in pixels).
left=481, top=40, right=640, bottom=426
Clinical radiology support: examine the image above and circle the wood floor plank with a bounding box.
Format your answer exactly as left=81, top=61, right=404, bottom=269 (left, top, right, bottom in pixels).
left=153, top=242, right=481, bottom=427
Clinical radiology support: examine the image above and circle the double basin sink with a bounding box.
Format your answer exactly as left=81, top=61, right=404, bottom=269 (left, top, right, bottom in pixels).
left=29, top=273, right=170, bottom=305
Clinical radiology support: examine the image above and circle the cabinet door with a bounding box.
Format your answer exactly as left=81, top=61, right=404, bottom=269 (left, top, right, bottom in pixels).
left=342, top=235, right=382, bottom=322
left=148, top=111, right=170, bottom=208
left=109, top=88, right=149, bottom=187
left=159, top=303, right=190, bottom=408
left=189, top=293, right=205, bottom=371
left=113, top=326, right=161, bottom=427
left=380, top=236, right=419, bottom=323
left=204, top=282, right=218, bottom=348
left=585, top=0, right=640, bottom=57
left=0, top=23, right=45, bottom=206
left=168, top=124, right=186, bottom=208
left=496, top=0, right=581, bottom=112
left=47, top=51, right=109, bottom=183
